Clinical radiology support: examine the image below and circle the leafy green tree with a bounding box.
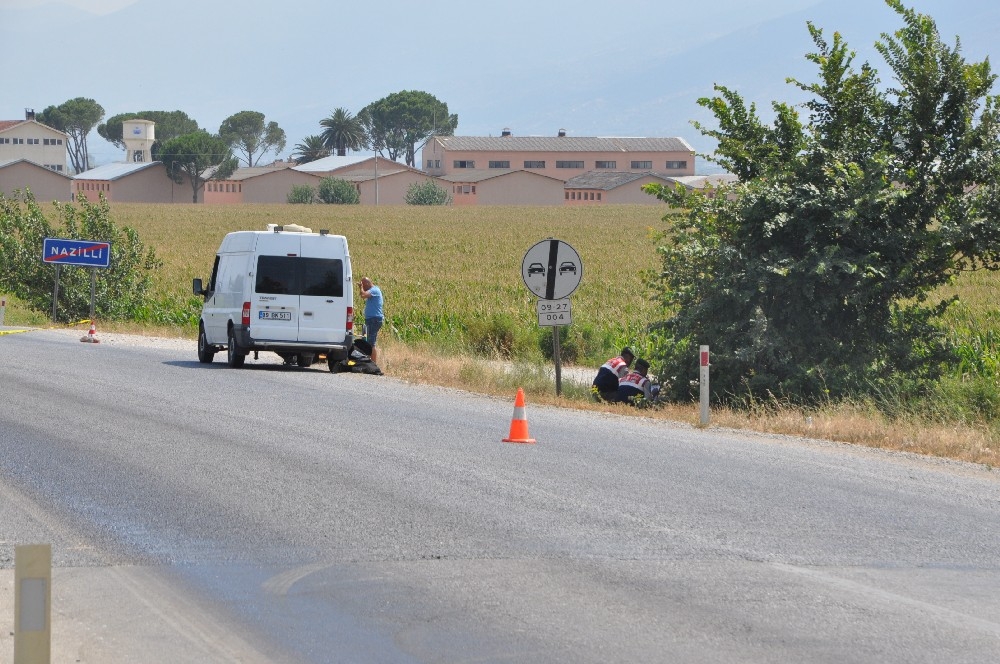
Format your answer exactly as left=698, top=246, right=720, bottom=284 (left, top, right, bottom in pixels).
left=318, top=177, right=360, bottom=204
left=359, top=91, right=457, bottom=166
left=219, top=111, right=286, bottom=166
left=320, top=108, right=365, bottom=156
left=292, top=135, right=330, bottom=164
left=644, top=0, right=1000, bottom=405
left=0, top=192, right=162, bottom=322
left=287, top=185, right=316, bottom=204
left=97, top=110, right=200, bottom=159
left=37, top=97, right=105, bottom=173
left=158, top=131, right=238, bottom=203
left=406, top=180, right=451, bottom=206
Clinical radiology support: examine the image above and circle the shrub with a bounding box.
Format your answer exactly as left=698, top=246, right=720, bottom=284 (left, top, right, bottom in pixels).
left=538, top=323, right=608, bottom=365
left=406, top=180, right=451, bottom=206
left=318, top=177, right=360, bottom=204
left=0, top=191, right=162, bottom=322
left=464, top=313, right=539, bottom=360
left=287, top=184, right=316, bottom=204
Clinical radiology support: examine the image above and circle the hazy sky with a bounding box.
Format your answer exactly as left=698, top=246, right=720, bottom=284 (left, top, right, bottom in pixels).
left=0, top=0, right=137, bottom=13
left=3, top=0, right=995, bottom=170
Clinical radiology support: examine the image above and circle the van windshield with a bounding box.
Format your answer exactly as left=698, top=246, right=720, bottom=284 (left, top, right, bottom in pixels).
left=255, top=256, right=344, bottom=297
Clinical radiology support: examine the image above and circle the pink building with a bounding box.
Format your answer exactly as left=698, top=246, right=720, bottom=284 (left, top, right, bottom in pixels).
left=72, top=162, right=192, bottom=203
left=308, top=157, right=431, bottom=205
left=204, top=162, right=324, bottom=204
left=0, top=158, right=71, bottom=201
left=438, top=169, right=565, bottom=206
left=422, top=131, right=696, bottom=183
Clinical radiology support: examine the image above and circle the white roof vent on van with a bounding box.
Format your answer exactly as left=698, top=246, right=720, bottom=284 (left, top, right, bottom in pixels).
left=266, top=223, right=312, bottom=233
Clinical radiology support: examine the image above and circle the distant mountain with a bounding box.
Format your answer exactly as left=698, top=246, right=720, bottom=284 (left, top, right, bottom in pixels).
left=3, top=0, right=996, bottom=173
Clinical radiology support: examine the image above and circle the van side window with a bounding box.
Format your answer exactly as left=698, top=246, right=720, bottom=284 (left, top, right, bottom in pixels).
left=208, top=255, right=220, bottom=293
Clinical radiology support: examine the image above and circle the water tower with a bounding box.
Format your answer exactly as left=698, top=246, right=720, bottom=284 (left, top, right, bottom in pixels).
left=123, top=119, right=155, bottom=163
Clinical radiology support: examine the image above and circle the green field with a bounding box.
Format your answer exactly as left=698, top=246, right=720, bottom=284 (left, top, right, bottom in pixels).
left=103, top=203, right=668, bottom=362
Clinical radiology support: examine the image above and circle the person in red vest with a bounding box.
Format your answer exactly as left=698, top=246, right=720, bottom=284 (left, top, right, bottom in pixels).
left=592, top=347, right=634, bottom=401
left=616, top=358, right=654, bottom=406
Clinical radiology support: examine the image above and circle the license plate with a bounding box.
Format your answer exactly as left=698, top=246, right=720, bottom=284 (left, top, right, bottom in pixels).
left=259, top=310, right=291, bottom=321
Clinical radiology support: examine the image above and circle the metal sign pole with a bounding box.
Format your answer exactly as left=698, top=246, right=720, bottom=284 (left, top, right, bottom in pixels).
left=89, top=267, right=97, bottom=321
left=521, top=238, right=583, bottom=398
left=553, top=330, right=562, bottom=396
left=51, top=264, right=60, bottom=322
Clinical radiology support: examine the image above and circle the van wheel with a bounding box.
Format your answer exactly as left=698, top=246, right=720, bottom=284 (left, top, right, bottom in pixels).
left=197, top=325, right=216, bottom=364
left=227, top=327, right=246, bottom=368
left=298, top=353, right=315, bottom=368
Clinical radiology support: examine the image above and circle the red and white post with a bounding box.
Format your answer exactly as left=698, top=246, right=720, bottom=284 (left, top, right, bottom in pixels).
left=0, top=295, right=6, bottom=326
left=699, top=345, right=710, bottom=426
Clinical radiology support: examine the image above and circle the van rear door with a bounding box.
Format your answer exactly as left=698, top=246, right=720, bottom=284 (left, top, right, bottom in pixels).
left=298, top=236, right=349, bottom=344
left=252, top=233, right=302, bottom=343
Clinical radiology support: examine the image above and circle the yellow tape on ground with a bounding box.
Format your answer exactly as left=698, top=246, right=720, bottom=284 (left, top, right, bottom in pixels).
left=0, top=320, right=91, bottom=336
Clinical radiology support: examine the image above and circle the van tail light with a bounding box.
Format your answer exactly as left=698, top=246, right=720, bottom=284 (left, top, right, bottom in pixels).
left=242, top=302, right=251, bottom=326
left=346, top=306, right=354, bottom=332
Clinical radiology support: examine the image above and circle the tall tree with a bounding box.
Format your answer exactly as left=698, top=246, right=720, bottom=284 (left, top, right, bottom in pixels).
left=218, top=111, right=286, bottom=167
left=158, top=131, right=237, bottom=203
left=358, top=91, right=457, bottom=166
left=97, top=110, right=200, bottom=159
left=292, top=135, right=331, bottom=164
left=644, top=0, right=1000, bottom=405
left=37, top=97, right=105, bottom=173
left=319, top=108, right=365, bottom=156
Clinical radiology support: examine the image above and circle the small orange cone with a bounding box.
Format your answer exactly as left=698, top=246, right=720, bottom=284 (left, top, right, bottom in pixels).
left=502, top=387, right=536, bottom=444
left=80, top=320, right=100, bottom=343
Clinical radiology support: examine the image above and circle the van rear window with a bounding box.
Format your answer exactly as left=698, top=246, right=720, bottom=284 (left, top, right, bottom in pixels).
left=255, top=256, right=343, bottom=297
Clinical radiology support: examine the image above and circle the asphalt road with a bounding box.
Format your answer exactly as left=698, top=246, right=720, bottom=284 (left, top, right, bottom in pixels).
left=1, top=328, right=999, bottom=663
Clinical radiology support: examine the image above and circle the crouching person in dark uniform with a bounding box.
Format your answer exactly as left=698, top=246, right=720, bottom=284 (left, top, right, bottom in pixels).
left=592, top=347, right=634, bottom=401
left=616, top=358, right=653, bottom=406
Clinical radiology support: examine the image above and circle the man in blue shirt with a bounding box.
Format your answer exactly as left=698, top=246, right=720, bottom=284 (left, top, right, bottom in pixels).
left=359, top=276, right=384, bottom=364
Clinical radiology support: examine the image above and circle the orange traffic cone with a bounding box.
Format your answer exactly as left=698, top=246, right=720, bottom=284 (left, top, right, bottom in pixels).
left=502, top=387, right=536, bottom=444
left=80, top=320, right=100, bottom=343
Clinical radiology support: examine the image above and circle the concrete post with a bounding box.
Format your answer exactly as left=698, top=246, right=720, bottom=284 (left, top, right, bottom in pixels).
left=699, top=345, right=710, bottom=426
left=15, top=544, right=51, bottom=664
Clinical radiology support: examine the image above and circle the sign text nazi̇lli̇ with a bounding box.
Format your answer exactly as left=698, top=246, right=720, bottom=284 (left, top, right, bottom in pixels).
left=42, top=237, right=111, bottom=268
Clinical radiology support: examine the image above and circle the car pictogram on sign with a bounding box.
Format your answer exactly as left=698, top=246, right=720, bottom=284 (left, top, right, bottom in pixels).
left=521, top=239, right=583, bottom=300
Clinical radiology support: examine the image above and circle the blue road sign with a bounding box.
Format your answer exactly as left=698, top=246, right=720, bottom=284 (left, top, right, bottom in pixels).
left=42, top=237, right=111, bottom=268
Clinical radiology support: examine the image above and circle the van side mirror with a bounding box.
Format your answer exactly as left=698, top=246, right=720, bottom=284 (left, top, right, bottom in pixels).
left=193, top=278, right=206, bottom=296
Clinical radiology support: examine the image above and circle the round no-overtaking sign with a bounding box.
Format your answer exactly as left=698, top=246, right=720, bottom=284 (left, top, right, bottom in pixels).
left=521, top=239, right=583, bottom=300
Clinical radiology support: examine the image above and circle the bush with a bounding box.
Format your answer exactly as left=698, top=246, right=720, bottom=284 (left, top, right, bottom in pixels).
left=465, top=313, right=538, bottom=360
left=0, top=191, right=162, bottom=322
left=287, top=184, right=316, bottom=204
left=406, top=180, right=451, bottom=206
left=538, top=323, right=609, bottom=365
left=318, top=177, right=360, bottom=204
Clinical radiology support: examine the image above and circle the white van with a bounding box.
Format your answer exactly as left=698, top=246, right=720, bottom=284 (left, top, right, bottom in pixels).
left=192, top=224, right=354, bottom=371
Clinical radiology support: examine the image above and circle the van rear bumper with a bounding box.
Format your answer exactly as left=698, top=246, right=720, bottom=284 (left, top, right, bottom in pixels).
left=234, top=327, right=353, bottom=359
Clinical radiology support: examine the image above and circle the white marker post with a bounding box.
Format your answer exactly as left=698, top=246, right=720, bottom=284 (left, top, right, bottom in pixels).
left=0, top=295, right=6, bottom=326
left=699, top=345, right=710, bottom=426
left=15, top=544, right=51, bottom=664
